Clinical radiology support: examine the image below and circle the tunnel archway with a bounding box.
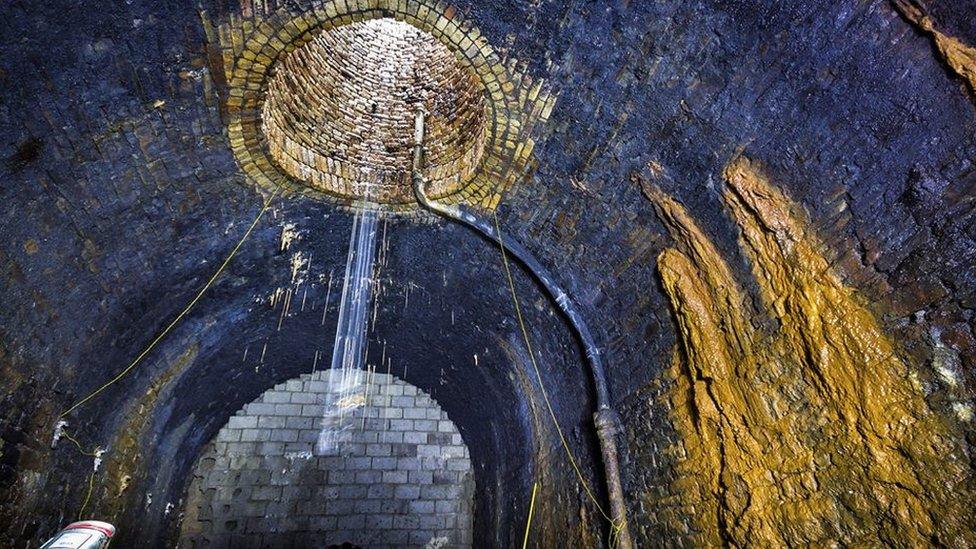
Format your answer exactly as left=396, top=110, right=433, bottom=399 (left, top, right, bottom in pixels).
left=4, top=0, right=976, bottom=547
left=180, top=369, right=474, bottom=548
left=97, top=213, right=606, bottom=548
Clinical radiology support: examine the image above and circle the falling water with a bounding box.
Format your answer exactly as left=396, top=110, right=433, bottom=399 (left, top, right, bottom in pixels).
left=317, top=201, right=380, bottom=453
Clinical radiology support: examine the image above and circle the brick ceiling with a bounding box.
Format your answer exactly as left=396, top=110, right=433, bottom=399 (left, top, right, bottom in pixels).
left=262, top=18, right=488, bottom=205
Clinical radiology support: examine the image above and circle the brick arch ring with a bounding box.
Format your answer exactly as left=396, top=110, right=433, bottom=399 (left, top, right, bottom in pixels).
left=223, top=0, right=556, bottom=214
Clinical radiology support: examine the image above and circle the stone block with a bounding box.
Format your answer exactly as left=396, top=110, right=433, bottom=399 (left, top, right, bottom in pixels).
left=409, top=500, right=436, bottom=514
left=371, top=456, right=398, bottom=470
left=403, top=407, right=427, bottom=419
left=338, top=485, right=368, bottom=500
left=301, top=404, right=325, bottom=417
left=419, top=514, right=444, bottom=530
left=389, top=419, right=414, bottom=431
left=380, top=407, right=403, bottom=419
left=339, top=443, right=366, bottom=456
left=382, top=470, right=409, bottom=483
left=257, top=416, right=287, bottom=429
left=354, top=470, right=382, bottom=484
left=274, top=403, right=303, bottom=416
left=309, top=516, right=337, bottom=530
left=263, top=391, right=291, bottom=403
left=366, top=515, right=393, bottom=530
left=432, top=470, right=456, bottom=485
left=216, top=429, right=242, bottom=443
left=286, top=416, right=314, bottom=429
left=403, top=431, right=427, bottom=444
left=395, top=485, right=421, bottom=499
left=336, top=515, right=366, bottom=530
left=409, top=470, right=434, bottom=484
left=269, top=429, right=299, bottom=442
left=396, top=457, right=422, bottom=471
left=239, top=429, right=267, bottom=442
left=367, top=484, right=395, bottom=499
left=393, top=515, right=420, bottom=529
left=353, top=497, right=384, bottom=515
left=378, top=431, right=403, bottom=443
left=342, top=455, right=371, bottom=470
left=328, top=470, right=357, bottom=484
left=245, top=403, right=276, bottom=416
left=391, top=395, right=415, bottom=407
left=227, top=416, right=258, bottom=429
left=285, top=379, right=304, bottom=392
left=366, top=443, right=392, bottom=457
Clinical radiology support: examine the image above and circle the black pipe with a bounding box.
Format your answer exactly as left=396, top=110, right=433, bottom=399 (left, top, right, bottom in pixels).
left=411, top=112, right=633, bottom=549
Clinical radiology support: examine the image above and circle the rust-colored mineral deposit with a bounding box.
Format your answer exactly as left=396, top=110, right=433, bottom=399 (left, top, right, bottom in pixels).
left=639, top=157, right=975, bottom=546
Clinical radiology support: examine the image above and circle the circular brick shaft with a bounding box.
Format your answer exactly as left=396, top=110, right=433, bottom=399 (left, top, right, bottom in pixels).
left=180, top=369, right=474, bottom=548
left=262, top=18, right=488, bottom=205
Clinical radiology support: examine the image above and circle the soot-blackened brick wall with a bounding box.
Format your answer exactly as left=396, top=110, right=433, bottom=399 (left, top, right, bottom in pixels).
left=179, top=369, right=474, bottom=548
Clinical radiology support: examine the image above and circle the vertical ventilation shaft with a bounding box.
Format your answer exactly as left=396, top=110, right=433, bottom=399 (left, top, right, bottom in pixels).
left=261, top=18, right=488, bottom=205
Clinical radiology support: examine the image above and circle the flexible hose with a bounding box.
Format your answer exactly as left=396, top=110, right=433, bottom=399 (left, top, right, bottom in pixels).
left=411, top=111, right=633, bottom=549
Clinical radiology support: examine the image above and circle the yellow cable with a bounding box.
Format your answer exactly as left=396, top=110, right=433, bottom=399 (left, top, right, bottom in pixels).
left=59, top=188, right=281, bottom=418
left=62, top=430, right=98, bottom=457
left=522, top=482, right=539, bottom=549
left=491, top=210, right=622, bottom=534
left=78, top=472, right=95, bottom=519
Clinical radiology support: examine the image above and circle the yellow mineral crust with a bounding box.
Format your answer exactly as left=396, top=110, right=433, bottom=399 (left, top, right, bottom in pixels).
left=893, top=0, right=976, bottom=98
left=643, top=158, right=975, bottom=546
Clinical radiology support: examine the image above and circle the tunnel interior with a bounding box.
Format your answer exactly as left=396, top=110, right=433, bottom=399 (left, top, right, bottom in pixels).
left=3, top=0, right=976, bottom=548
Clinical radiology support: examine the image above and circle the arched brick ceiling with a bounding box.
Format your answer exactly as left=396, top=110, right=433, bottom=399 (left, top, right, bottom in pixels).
left=263, top=18, right=488, bottom=205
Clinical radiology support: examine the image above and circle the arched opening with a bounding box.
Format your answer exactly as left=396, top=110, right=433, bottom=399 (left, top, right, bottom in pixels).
left=262, top=18, right=488, bottom=205
left=180, top=369, right=474, bottom=547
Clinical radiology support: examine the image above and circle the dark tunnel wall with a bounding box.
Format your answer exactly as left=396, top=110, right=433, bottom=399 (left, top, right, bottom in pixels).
left=2, top=0, right=976, bottom=546
left=108, top=210, right=602, bottom=547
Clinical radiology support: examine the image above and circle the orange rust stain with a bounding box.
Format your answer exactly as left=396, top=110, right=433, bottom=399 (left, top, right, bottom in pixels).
left=893, top=0, right=976, bottom=98
left=640, top=157, right=975, bottom=546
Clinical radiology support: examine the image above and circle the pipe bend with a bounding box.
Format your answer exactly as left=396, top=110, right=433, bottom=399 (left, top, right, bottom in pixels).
left=411, top=111, right=632, bottom=549
left=411, top=168, right=610, bottom=407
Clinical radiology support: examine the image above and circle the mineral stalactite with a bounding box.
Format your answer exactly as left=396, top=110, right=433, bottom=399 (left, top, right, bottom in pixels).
left=638, top=157, right=975, bottom=546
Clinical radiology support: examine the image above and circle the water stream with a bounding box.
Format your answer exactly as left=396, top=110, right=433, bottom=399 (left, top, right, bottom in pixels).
left=316, top=203, right=380, bottom=453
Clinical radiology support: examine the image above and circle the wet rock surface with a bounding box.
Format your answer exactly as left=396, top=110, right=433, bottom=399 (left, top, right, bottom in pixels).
left=1, top=0, right=975, bottom=547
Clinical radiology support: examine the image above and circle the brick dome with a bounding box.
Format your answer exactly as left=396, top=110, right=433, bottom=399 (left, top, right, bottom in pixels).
left=262, top=18, right=488, bottom=205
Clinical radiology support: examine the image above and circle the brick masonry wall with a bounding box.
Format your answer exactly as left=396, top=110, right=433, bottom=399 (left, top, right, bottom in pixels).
left=215, top=0, right=557, bottom=213
left=262, top=17, right=488, bottom=204
left=4, top=0, right=976, bottom=546
left=179, top=369, right=474, bottom=548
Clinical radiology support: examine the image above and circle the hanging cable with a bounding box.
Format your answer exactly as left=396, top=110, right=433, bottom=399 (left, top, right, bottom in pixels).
left=493, top=209, right=623, bottom=536
left=412, top=109, right=631, bottom=548
left=59, top=187, right=282, bottom=419
left=522, top=481, right=539, bottom=549
left=53, top=186, right=281, bottom=523
left=78, top=472, right=95, bottom=519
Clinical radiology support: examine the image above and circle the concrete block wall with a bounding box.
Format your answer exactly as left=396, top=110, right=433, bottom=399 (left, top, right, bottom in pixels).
left=179, top=369, right=474, bottom=548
